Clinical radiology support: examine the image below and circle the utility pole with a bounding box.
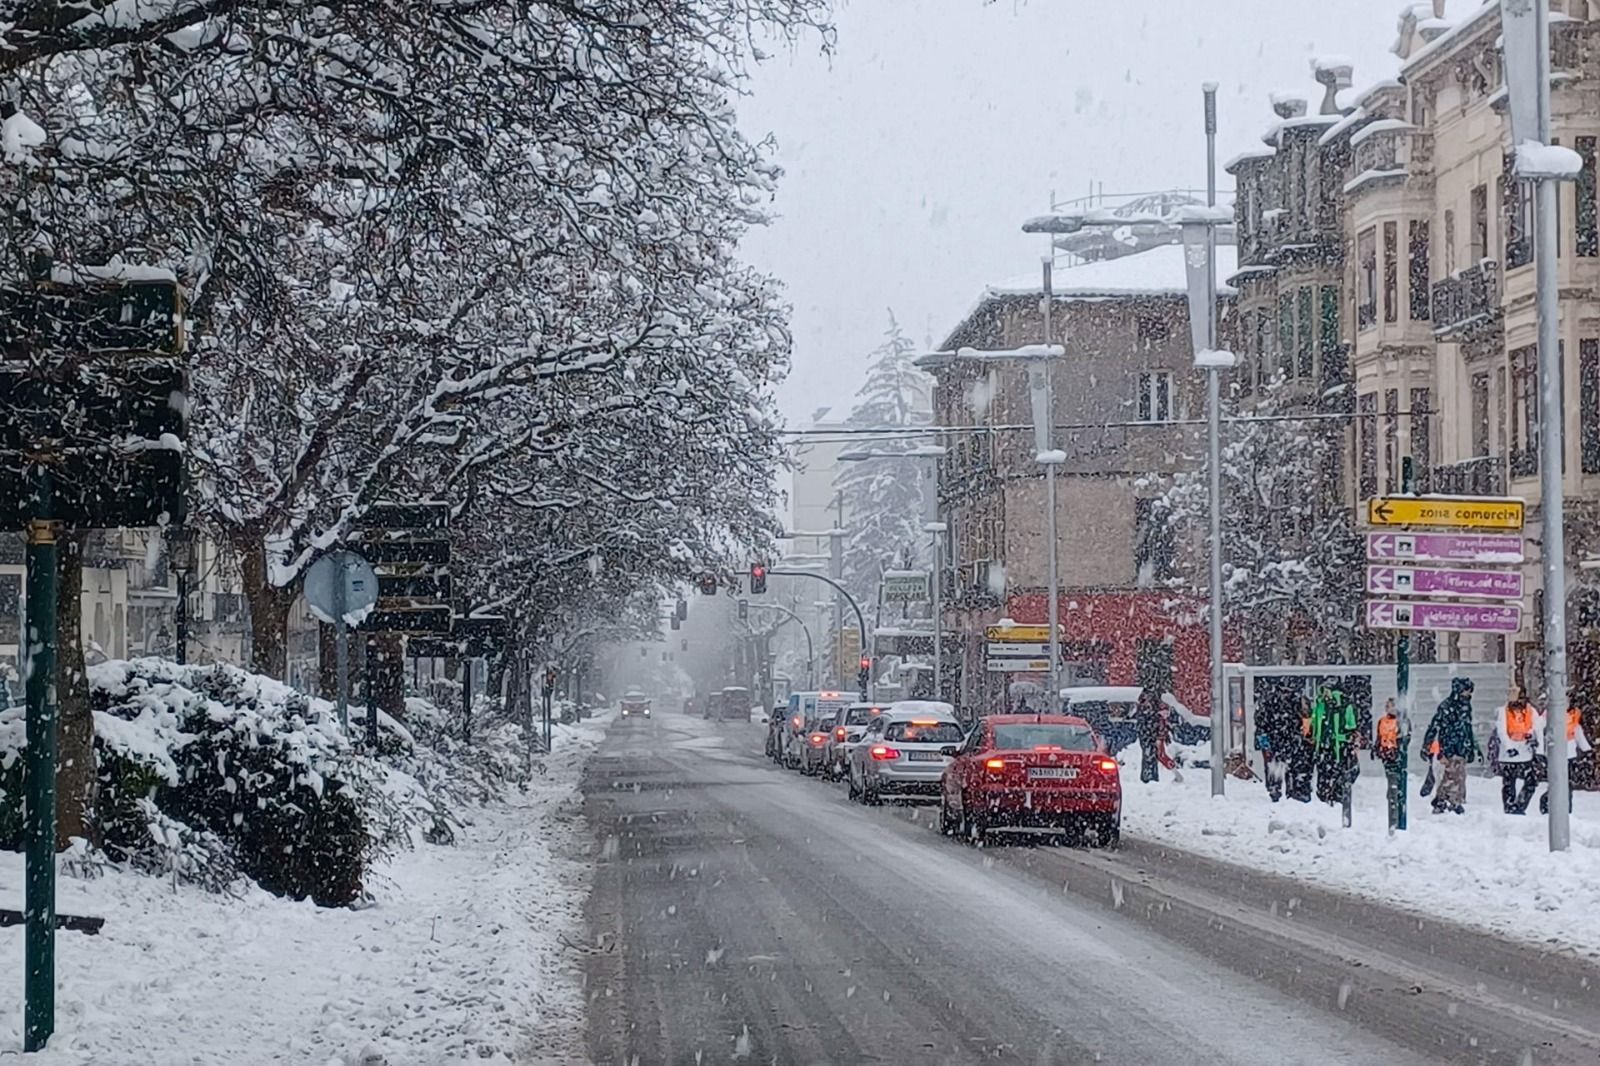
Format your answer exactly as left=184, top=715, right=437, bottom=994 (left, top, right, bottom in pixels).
left=1502, top=0, right=1574, bottom=850
left=1041, top=258, right=1062, bottom=713
left=1203, top=82, right=1228, bottom=798
left=831, top=491, right=845, bottom=684
left=23, top=468, right=57, bottom=1052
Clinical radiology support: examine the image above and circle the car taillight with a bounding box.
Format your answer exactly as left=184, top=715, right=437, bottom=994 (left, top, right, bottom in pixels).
left=869, top=745, right=899, bottom=761
left=809, top=733, right=827, bottom=746
left=834, top=727, right=847, bottom=741
left=792, top=716, right=803, bottom=729
left=984, top=758, right=1007, bottom=771
left=1098, top=759, right=1118, bottom=772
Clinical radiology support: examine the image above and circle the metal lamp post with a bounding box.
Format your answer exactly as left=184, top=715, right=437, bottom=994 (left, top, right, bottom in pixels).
left=1502, top=0, right=1579, bottom=850
left=167, top=526, right=196, bottom=666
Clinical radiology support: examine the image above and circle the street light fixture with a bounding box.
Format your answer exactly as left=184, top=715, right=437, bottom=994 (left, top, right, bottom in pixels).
left=167, top=525, right=196, bottom=666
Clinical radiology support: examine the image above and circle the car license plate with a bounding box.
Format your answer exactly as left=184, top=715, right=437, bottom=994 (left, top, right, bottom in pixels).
left=1028, top=767, right=1078, bottom=780
left=908, top=751, right=941, bottom=762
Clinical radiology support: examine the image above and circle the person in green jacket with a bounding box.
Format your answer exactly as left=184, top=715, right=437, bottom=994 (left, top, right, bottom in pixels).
left=1311, top=683, right=1358, bottom=806
left=1421, top=677, right=1479, bottom=814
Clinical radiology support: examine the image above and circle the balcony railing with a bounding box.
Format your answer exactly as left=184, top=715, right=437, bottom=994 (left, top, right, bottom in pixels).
left=1431, top=261, right=1501, bottom=339
left=1432, top=455, right=1507, bottom=496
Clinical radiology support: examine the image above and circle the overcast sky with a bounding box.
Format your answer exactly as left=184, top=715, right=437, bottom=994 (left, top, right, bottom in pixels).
left=735, top=0, right=1427, bottom=427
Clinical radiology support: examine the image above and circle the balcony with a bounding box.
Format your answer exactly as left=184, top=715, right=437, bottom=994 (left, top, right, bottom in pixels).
left=1432, top=455, right=1507, bottom=497
left=1431, top=261, right=1501, bottom=340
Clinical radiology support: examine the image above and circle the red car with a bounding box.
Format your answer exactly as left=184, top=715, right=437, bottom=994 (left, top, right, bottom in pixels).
left=938, top=714, right=1120, bottom=846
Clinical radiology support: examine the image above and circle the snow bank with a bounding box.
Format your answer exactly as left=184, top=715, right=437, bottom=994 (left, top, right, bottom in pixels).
left=1121, top=757, right=1600, bottom=960
left=0, top=684, right=609, bottom=1063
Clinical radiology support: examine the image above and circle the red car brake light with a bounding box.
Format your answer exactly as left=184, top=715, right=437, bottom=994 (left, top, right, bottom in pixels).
left=834, top=727, right=847, bottom=741
left=869, top=745, right=899, bottom=761
left=1098, top=759, right=1119, bottom=772
left=984, top=757, right=1007, bottom=771
left=792, top=715, right=803, bottom=729
left=809, top=733, right=827, bottom=746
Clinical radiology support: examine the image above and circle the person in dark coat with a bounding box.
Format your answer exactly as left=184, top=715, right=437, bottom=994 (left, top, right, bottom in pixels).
left=1134, top=689, right=1164, bottom=783
left=1255, top=687, right=1305, bottom=802
left=1421, top=677, right=1480, bottom=814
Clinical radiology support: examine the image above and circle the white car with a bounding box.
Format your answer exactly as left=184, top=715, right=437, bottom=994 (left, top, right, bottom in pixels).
left=846, top=704, right=965, bottom=804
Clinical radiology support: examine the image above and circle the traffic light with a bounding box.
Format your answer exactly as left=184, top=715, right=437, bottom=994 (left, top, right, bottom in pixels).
left=670, top=613, right=681, bottom=631
left=738, top=599, right=749, bottom=620
left=697, top=572, right=717, bottom=595
left=857, top=656, right=872, bottom=697
left=675, top=598, right=688, bottom=621
left=750, top=563, right=767, bottom=594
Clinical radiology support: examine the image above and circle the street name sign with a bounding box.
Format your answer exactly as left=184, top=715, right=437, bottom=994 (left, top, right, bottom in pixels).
left=985, top=625, right=1052, bottom=643
left=1365, top=496, right=1524, bottom=531
left=1366, top=532, right=1525, bottom=565
left=1364, top=600, right=1522, bottom=634
left=985, top=642, right=1051, bottom=657
left=1366, top=565, right=1523, bottom=601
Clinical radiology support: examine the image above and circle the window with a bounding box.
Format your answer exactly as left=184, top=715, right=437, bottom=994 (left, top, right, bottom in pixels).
left=991, top=723, right=1095, bottom=751
left=1358, top=228, right=1378, bottom=328
left=1471, top=371, right=1492, bottom=457
left=1296, top=286, right=1314, bottom=378
left=1278, top=292, right=1295, bottom=376
left=0, top=573, right=17, bottom=647
left=1408, top=220, right=1430, bottom=320
left=1411, top=387, right=1432, bottom=493
left=1384, top=389, right=1400, bottom=493
left=1495, top=365, right=1507, bottom=455
left=884, top=720, right=963, bottom=743
left=1134, top=498, right=1176, bottom=584
left=1511, top=345, right=1538, bottom=475
left=1471, top=184, right=1489, bottom=263
left=1579, top=138, right=1598, bottom=257
left=1255, top=309, right=1272, bottom=385
left=1583, top=339, right=1600, bottom=473
left=1383, top=221, right=1399, bottom=323
left=1443, top=208, right=1457, bottom=275
left=1504, top=153, right=1531, bottom=269
left=1137, top=370, right=1173, bottom=422
left=1359, top=392, right=1379, bottom=499
left=1319, top=286, right=1340, bottom=353
left=1238, top=309, right=1254, bottom=394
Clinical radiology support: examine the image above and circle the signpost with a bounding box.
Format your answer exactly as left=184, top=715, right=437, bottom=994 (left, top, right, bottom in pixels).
left=1366, top=532, right=1525, bottom=565
left=1366, top=496, right=1525, bottom=530
left=985, top=624, right=1057, bottom=673
left=304, top=550, right=380, bottom=730
left=881, top=570, right=930, bottom=604
left=1364, top=600, right=1523, bottom=634
left=986, top=657, right=1053, bottom=673
left=1365, top=566, right=1523, bottom=600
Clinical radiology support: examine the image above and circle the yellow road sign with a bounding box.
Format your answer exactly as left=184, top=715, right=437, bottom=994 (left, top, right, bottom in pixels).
left=986, top=624, right=1053, bottom=643
left=1365, top=496, right=1524, bottom=531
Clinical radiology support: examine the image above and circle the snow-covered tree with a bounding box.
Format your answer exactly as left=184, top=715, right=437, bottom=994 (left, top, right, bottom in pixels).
left=1155, top=379, right=1361, bottom=661
left=833, top=312, right=934, bottom=612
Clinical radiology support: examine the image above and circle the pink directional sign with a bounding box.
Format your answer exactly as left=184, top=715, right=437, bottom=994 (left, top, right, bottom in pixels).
left=1364, top=599, right=1522, bottom=634
left=1366, top=565, right=1523, bottom=600
left=1366, top=532, right=1524, bottom=565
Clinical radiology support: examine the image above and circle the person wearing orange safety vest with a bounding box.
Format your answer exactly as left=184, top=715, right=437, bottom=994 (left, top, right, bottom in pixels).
left=1495, top=687, right=1544, bottom=815
left=1540, top=705, right=1593, bottom=815
left=1374, top=698, right=1409, bottom=826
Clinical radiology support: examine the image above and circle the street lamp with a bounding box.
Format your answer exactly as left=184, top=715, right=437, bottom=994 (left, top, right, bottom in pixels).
left=167, top=525, right=196, bottom=666
left=918, top=342, right=1066, bottom=710
left=1502, top=0, right=1581, bottom=851
left=837, top=446, right=949, bottom=704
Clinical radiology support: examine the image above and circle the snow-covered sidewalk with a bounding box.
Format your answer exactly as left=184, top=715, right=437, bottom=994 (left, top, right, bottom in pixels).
left=1122, top=755, right=1600, bottom=960
left=0, top=716, right=608, bottom=1065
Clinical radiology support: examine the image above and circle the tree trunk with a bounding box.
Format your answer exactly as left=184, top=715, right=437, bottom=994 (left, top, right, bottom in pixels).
left=371, top=631, right=407, bottom=723
left=237, top=531, right=292, bottom=679
left=55, top=529, right=96, bottom=849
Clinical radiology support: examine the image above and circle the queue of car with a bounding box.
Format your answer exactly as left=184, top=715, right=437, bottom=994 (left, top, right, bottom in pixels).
left=762, top=690, right=1122, bottom=847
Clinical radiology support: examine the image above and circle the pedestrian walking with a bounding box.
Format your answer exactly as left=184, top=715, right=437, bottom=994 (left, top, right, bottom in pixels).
left=1421, top=677, right=1478, bottom=814
left=1311, top=683, right=1358, bottom=806
left=1134, top=688, right=1164, bottom=783
left=1254, top=688, right=1294, bottom=801
left=1494, top=687, right=1542, bottom=815
left=1539, top=703, right=1593, bottom=814
left=1374, top=697, right=1408, bottom=827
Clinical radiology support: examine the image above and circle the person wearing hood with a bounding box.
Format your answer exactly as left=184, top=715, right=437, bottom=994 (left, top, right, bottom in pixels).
left=1422, top=677, right=1479, bottom=814
left=1310, top=682, right=1358, bottom=806
left=1494, top=686, right=1543, bottom=815
left=1134, top=688, right=1165, bottom=783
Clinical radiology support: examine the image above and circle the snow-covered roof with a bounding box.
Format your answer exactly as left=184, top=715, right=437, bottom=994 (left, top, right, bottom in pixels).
left=1349, top=117, right=1414, bottom=147
left=1060, top=685, right=1144, bottom=704
left=1225, top=146, right=1277, bottom=171
left=884, top=700, right=957, bottom=719
left=985, top=243, right=1240, bottom=301
left=1400, top=1, right=1497, bottom=74
left=1343, top=167, right=1409, bottom=195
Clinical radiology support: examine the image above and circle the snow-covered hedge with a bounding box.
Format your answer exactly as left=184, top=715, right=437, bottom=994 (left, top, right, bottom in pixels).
left=0, top=658, right=541, bottom=907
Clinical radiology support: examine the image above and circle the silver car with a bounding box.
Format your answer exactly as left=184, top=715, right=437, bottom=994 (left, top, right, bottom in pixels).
left=846, top=708, right=966, bottom=804
left=822, top=702, right=884, bottom=780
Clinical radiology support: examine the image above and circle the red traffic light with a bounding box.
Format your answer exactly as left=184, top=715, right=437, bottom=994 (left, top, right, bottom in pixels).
left=698, top=572, right=718, bottom=595
left=859, top=656, right=872, bottom=671
left=750, top=563, right=768, bottom=594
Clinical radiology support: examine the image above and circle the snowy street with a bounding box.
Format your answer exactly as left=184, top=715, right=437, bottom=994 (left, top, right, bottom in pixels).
left=581, top=710, right=1600, bottom=1065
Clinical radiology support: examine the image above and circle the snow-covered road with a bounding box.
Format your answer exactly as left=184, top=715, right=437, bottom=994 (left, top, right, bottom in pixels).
left=579, top=712, right=1593, bottom=1065
left=0, top=716, right=608, bottom=1065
